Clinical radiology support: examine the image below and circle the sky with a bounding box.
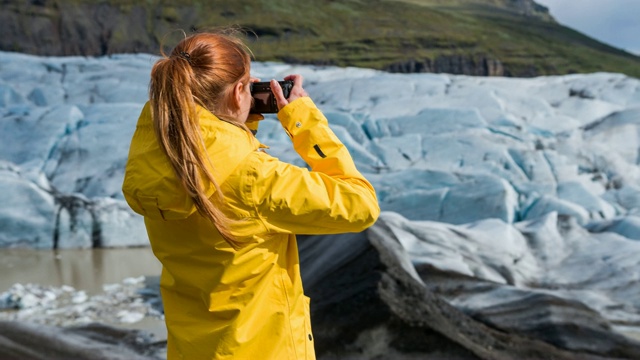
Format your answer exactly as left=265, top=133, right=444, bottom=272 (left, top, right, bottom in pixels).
left=535, top=0, right=640, bottom=56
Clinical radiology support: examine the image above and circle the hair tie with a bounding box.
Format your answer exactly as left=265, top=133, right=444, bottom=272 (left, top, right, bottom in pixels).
left=178, top=51, right=191, bottom=63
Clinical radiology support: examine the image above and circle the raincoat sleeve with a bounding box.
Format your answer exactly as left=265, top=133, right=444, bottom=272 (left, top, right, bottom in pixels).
left=245, top=97, right=380, bottom=234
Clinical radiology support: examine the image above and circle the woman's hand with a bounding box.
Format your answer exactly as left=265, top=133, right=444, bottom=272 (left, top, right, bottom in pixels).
left=271, top=74, right=308, bottom=111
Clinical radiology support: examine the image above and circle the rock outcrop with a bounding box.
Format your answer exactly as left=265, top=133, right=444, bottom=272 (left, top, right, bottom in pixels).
left=0, top=321, right=163, bottom=360
left=296, top=215, right=640, bottom=359
left=510, top=0, right=554, bottom=20
left=0, top=1, right=167, bottom=56
left=384, top=55, right=506, bottom=76
left=418, top=264, right=640, bottom=359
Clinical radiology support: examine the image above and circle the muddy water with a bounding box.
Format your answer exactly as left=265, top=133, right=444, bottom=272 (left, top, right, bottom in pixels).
left=0, top=247, right=169, bottom=349
left=0, top=247, right=162, bottom=294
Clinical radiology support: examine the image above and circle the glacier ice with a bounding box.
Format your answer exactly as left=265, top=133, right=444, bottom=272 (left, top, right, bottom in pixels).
left=2, top=49, right=640, bottom=341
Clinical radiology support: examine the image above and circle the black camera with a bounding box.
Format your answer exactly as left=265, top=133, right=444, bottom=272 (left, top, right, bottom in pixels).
left=250, top=80, right=293, bottom=114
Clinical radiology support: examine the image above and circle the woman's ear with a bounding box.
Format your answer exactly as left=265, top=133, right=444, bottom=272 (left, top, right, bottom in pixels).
left=231, top=81, right=244, bottom=111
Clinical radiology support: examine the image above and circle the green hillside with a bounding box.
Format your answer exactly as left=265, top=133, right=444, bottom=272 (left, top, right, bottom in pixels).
left=1, top=0, right=639, bottom=77
left=239, top=0, right=640, bottom=77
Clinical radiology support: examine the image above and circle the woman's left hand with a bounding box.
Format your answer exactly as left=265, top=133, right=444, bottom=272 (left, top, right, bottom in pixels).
left=271, top=74, right=308, bottom=111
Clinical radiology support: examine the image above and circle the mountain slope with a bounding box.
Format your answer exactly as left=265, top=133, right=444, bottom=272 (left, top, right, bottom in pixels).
left=1, top=0, right=639, bottom=77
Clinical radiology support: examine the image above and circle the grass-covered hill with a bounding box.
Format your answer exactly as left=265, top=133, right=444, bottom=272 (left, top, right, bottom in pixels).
left=2, top=0, right=639, bottom=77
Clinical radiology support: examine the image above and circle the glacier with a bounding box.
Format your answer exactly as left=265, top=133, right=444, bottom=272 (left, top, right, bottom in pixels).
left=2, top=50, right=640, bottom=342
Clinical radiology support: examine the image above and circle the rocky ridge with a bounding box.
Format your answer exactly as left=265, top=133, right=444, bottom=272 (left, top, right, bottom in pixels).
left=297, top=214, right=640, bottom=359
left=1, top=0, right=639, bottom=77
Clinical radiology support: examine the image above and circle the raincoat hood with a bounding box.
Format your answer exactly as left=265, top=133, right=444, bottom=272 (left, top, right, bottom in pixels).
left=122, top=102, right=260, bottom=220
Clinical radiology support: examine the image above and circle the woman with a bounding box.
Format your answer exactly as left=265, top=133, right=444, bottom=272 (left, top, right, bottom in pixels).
left=122, top=30, right=380, bottom=359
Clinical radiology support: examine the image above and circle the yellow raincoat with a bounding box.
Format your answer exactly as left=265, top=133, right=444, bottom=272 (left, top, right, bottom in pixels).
left=122, top=97, right=379, bottom=359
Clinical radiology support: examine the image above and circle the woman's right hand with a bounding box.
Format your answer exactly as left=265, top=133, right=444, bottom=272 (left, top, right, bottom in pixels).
left=271, top=74, right=308, bottom=111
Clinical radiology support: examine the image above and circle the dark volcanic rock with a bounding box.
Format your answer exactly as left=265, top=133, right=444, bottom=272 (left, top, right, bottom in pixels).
left=508, top=0, right=553, bottom=19
left=0, top=2, right=163, bottom=56
left=384, top=55, right=505, bottom=76
left=297, top=217, right=627, bottom=359
left=0, top=321, right=163, bottom=359
left=417, top=264, right=640, bottom=359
